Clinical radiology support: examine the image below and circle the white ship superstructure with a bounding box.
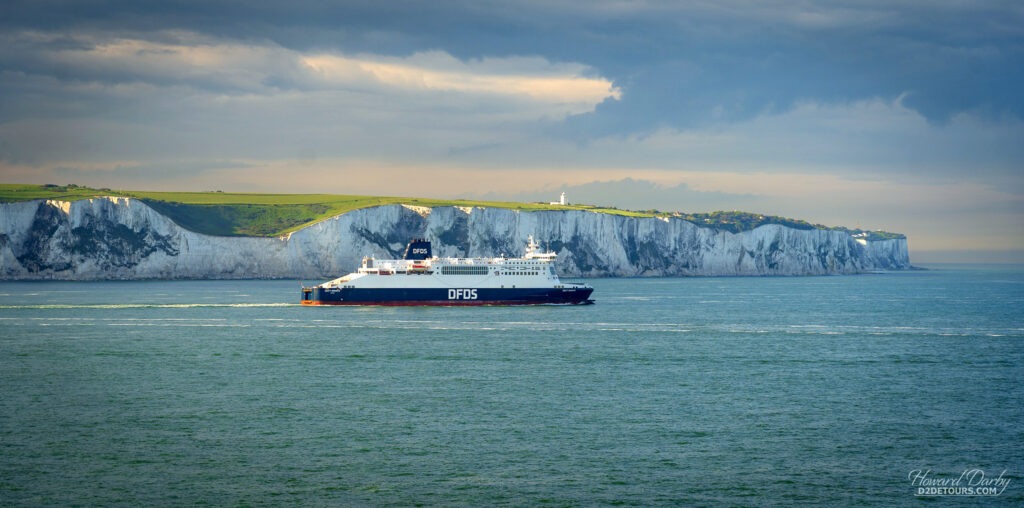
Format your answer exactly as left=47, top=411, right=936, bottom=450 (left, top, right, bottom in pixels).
left=301, top=236, right=594, bottom=305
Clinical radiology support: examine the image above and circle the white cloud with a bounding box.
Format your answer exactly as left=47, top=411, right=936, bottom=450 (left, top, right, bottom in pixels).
left=303, top=51, right=620, bottom=108
left=0, top=30, right=621, bottom=167
left=4, top=30, right=618, bottom=116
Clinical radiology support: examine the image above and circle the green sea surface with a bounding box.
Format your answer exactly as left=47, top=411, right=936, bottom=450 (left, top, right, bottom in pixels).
left=1, top=266, right=1021, bottom=505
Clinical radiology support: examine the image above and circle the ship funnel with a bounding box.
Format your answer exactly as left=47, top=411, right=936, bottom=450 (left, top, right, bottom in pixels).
left=403, top=239, right=432, bottom=260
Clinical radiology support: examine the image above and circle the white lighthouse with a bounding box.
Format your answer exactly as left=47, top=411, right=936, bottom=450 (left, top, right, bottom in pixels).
left=550, top=192, right=567, bottom=206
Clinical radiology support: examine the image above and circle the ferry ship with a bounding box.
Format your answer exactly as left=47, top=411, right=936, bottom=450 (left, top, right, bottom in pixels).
left=300, top=236, right=594, bottom=306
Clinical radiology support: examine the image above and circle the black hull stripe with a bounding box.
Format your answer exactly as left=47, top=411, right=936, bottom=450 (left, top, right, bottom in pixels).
left=300, top=287, right=594, bottom=305
left=301, top=300, right=594, bottom=306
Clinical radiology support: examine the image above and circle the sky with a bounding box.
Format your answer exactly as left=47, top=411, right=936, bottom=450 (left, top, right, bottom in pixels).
left=1, top=1, right=1022, bottom=262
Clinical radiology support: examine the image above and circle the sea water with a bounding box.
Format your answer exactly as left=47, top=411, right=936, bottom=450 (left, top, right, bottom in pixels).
left=1, top=265, right=1022, bottom=505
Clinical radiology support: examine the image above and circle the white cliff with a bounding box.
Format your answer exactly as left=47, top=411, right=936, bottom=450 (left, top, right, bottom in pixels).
left=0, top=198, right=911, bottom=280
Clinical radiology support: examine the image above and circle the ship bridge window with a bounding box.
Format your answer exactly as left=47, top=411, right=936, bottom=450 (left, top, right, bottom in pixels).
left=441, top=265, right=489, bottom=276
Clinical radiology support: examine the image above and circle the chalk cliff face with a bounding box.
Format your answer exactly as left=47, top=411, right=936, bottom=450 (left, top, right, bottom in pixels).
left=0, top=198, right=911, bottom=280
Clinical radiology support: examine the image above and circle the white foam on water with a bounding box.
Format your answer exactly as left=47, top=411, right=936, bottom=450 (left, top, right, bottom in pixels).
left=0, top=303, right=296, bottom=309
left=28, top=322, right=96, bottom=326
left=17, top=290, right=89, bottom=294
left=107, top=323, right=252, bottom=327
left=99, top=317, right=226, bottom=321
left=22, top=317, right=97, bottom=321
left=292, top=325, right=351, bottom=328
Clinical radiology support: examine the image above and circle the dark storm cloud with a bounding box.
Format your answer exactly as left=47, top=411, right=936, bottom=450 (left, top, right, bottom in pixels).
left=3, top=0, right=1022, bottom=134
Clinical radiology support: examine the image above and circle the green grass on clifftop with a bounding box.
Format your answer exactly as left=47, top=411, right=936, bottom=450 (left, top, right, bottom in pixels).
left=0, top=183, right=905, bottom=240
left=1, top=184, right=600, bottom=236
